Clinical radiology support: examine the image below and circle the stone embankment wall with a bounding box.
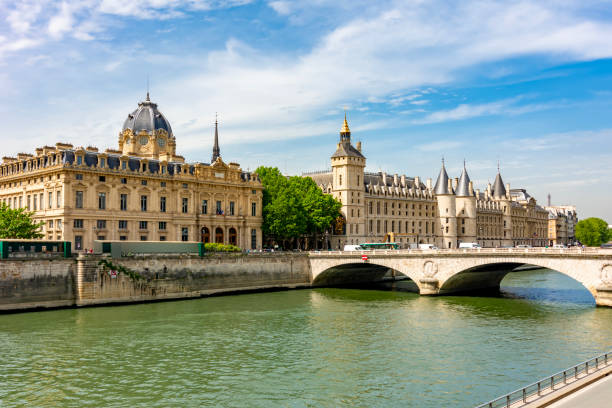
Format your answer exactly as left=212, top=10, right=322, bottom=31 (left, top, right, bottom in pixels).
left=0, top=258, right=75, bottom=311
left=0, top=253, right=311, bottom=312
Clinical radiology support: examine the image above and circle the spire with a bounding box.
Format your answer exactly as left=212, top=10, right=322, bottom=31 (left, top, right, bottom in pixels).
left=340, top=111, right=351, bottom=142
left=492, top=166, right=507, bottom=199
left=146, top=91, right=150, bottom=102
left=211, top=113, right=220, bottom=163
left=433, top=158, right=454, bottom=195
left=456, top=161, right=471, bottom=197
left=146, top=75, right=150, bottom=101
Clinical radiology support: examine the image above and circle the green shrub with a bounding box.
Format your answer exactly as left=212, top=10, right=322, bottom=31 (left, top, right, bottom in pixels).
left=204, top=243, right=241, bottom=252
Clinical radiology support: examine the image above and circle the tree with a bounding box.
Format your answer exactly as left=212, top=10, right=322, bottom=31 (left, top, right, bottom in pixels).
left=575, top=217, right=610, bottom=247
left=0, top=203, right=44, bottom=239
left=255, top=166, right=341, bottom=248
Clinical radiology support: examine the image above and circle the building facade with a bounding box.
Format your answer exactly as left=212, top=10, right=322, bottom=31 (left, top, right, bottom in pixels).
left=309, top=116, right=552, bottom=249
left=545, top=205, right=578, bottom=245
left=0, top=94, right=263, bottom=251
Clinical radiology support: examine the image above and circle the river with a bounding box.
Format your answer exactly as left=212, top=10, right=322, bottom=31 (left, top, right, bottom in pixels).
left=1, top=269, right=611, bottom=407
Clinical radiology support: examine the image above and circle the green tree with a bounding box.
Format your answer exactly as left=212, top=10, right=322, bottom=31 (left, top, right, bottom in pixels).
left=0, top=203, right=44, bottom=239
left=575, top=217, right=610, bottom=247
left=255, top=166, right=341, bottom=248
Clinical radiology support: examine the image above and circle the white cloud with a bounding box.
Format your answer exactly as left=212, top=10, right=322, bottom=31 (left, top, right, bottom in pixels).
left=268, top=1, right=291, bottom=15
left=48, top=2, right=75, bottom=39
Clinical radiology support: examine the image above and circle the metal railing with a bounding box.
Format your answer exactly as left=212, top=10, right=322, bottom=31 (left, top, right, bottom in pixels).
left=475, top=350, right=612, bottom=408
left=309, top=247, right=612, bottom=256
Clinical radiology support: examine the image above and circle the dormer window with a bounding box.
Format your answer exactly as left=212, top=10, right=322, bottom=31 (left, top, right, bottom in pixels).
left=161, top=166, right=166, bottom=174
left=121, top=160, right=127, bottom=170
left=76, top=155, right=83, bottom=165
left=100, top=158, right=106, bottom=168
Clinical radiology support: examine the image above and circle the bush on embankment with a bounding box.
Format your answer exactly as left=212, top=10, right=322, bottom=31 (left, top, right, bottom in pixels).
left=204, top=243, right=241, bottom=252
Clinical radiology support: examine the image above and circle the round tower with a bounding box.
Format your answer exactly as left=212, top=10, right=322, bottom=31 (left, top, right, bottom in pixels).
left=455, top=163, right=477, bottom=244
left=492, top=168, right=512, bottom=247
left=433, top=160, right=457, bottom=249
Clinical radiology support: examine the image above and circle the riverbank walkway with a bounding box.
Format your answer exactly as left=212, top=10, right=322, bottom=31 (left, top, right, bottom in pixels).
left=475, top=350, right=612, bottom=408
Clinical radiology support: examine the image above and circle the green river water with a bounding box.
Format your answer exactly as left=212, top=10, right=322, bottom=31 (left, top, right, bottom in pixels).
left=1, top=269, right=611, bottom=408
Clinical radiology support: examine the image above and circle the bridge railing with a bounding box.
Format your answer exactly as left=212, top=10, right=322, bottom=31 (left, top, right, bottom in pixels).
left=475, top=350, right=612, bottom=408
left=309, top=247, right=611, bottom=256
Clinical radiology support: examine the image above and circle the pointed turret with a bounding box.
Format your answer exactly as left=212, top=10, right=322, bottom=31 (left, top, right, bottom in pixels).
left=455, top=162, right=471, bottom=197
left=211, top=114, right=220, bottom=163
left=492, top=170, right=506, bottom=199
left=433, top=159, right=454, bottom=195
left=340, top=112, right=351, bottom=142
left=331, top=113, right=364, bottom=159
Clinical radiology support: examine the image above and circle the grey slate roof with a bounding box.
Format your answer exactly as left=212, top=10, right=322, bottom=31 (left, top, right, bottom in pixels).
left=122, top=94, right=173, bottom=136
left=433, top=163, right=454, bottom=195
left=492, top=172, right=506, bottom=198
left=331, top=141, right=365, bottom=159
left=455, top=165, right=471, bottom=197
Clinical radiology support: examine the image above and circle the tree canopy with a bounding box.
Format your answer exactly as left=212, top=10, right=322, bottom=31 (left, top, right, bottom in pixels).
left=575, top=217, right=610, bottom=247
left=255, top=166, right=342, bottom=247
left=0, top=204, right=44, bottom=239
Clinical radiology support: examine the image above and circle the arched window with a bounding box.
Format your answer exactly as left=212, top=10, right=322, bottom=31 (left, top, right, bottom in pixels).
left=229, top=227, right=237, bottom=246
left=215, top=227, right=224, bottom=243
left=201, top=227, right=210, bottom=243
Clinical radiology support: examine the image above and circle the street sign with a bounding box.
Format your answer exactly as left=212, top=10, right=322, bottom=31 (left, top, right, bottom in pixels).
left=362, top=255, right=368, bottom=261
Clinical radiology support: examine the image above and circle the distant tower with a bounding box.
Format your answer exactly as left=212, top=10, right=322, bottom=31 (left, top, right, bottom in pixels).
left=455, top=162, right=477, bottom=244
left=331, top=113, right=366, bottom=248
left=434, top=159, right=457, bottom=249
left=211, top=114, right=220, bottom=163
left=548, top=193, right=551, bottom=207
left=492, top=166, right=512, bottom=246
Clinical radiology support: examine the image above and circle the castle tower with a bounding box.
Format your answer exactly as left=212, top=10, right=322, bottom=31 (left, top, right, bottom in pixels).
left=492, top=167, right=512, bottom=247
left=455, top=163, right=477, bottom=244
left=434, top=159, right=457, bottom=249
left=331, top=114, right=366, bottom=248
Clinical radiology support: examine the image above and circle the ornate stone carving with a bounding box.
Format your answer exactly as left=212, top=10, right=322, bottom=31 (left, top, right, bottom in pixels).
left=423, top=260, right=438, bottom=277
left=601, top=264, right=612, bottom=284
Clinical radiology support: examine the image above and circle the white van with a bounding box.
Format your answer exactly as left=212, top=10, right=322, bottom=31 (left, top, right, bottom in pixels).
left=343, top=244, right=363, bottom=251
left=419, top=244, right=438, bottom=250
left=459, top=242, right=481, bottom=249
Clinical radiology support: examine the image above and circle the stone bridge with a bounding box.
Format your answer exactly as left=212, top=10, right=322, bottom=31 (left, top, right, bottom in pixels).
left=308, top=248, right=612, bottom=306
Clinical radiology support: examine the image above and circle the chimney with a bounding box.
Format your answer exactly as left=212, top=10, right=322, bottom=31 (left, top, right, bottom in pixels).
left=476, top=188, right=480, bottom=198
left=469, top=181, right=474, bottom=196
left=414, top=176, right=420, bottom=188
left=381, top=172, right=387, bottom=185
left=426, top=178, right=432, bottom=190
left=447, top=178, right=453, bottom=192
left=393, top=173, right=399, bottom=186
left=453, top=177, right=459, bottom=190
left=401, top=174, right=406, bottom=187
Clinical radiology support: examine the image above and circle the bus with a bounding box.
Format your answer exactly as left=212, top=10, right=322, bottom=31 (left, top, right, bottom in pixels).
left=358, top=242, right=399, bottom=250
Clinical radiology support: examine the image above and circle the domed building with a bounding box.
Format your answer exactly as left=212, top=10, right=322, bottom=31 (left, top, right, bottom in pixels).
left=0, top=94, right=263, bottom=251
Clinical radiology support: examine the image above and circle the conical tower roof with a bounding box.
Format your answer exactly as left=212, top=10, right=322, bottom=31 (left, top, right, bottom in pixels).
left=492, top=171, right=506, bottom=198
left=211, top=114, right=220, bottom=163
left=433, top=160, right=454, bottom=195
left=455, top=163, right=471, bottom=197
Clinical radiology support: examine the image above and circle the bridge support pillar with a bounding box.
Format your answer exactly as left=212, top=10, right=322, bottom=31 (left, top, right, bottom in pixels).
left=419, top=278, right=439, bottom=295
left=594, top=286, right=612, bottom=307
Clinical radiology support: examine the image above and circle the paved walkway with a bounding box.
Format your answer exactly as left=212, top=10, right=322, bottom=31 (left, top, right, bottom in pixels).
left=546, top=374, right=612, bottom=407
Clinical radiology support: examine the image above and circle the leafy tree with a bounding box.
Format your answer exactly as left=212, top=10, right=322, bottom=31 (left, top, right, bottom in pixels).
left=575, top=217, right=610, bottom=247
left=0, top=203, right=44, bottom=239
left=255, top=166, right=341, bottom=248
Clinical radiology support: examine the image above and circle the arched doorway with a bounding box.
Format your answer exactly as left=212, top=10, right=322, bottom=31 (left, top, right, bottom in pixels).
left=201, top=227, right=210, bottom=243
left=229, top=227, right=237, bottom=246
left=215, top=227, right=224, bottom=243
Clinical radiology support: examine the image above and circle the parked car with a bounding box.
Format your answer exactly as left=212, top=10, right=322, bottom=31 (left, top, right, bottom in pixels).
left=515, top=244, right=532, bottom=248
left=343, top=244, right=363, bottom=251
left=601, top=243, right=612, bottom=249
left=419, top=244, right=439, bottom=250
left=552, top=244, right=567, bottom=249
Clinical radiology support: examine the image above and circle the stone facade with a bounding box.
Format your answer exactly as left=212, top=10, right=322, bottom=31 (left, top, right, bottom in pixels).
left=546, top=205, right=578, bottom=245
left=308, top=117, right=555, bottom=249
left=0, top=95, right=263, bottom=251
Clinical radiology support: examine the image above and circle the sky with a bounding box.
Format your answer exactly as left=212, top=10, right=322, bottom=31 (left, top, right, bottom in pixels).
left=1, top=0, right=612, bottom=220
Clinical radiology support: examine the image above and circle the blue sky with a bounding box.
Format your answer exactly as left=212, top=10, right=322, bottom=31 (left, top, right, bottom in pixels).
left=1, top=0, right=612, bottom=220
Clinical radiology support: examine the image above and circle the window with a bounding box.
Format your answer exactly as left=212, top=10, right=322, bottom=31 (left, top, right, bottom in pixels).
left=74, top=236, right=82, bottom=250
left=121, top=161, right=127, bottom=170
left=159, top=236, right=166, bottom=241
left=462, top=227, right=465, bottom=234
left=76, top=174, right=83, bottom=180
left=100, top=158, right=106, bottom=168
left=160, top=182, right=166, bottom=187
left=160, top=196, right=166, bottom=212
left=118, top=220, right=128, bottom=229
left=48, top=192, right=52, bottom=208
left=216, top=200, right=222, bottom=214
left=33, top=194, right=37, bottom=210
left=251, top=229, right=257, bottom=250
left=182, top=197, right=188, bottom=213
left=96, top=220, right=106, bottom=229
left=140, top=236, right=147, bottom=241
left=201, top=200, right=208, bottom=214
left=181, top=227, right=189, bottom=242
left=26, top=195, right=30, bottom=209
left=120, top=194, right=128, bottom=211
left=48, top=220, right=54, bottom=229
left=56, top=190, right=61, bottom=207
left=158, top=221, right=167, bottom=230
left=76, top=155, right=82, bottom=165
left=251, top=202, right=257, bottom=217
left=182, top=183, right=188, bottom=189
left=229, top=201, right=235, bottom=216
left=141, top=195, right=147, bottom=211
left=99, top=176, right=105, bottom=182
left=121, top=178, right=127, bottom=184
left=120, top=236, right=127, bottom=241
left=97, top=235, right=106, bottom=241
left=139, top=221, right=148, bottom=230
left=98, top=192, right=106, bottom=210
left=75, top=191, right=83, bottom=208
left=74, top=219, right=83, bottom=229
left=339, top=174, right=342, bottom=186
left=141, top=180, right=147, bottom=186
